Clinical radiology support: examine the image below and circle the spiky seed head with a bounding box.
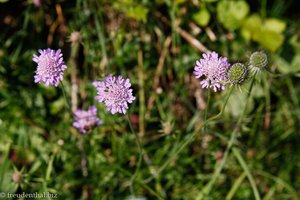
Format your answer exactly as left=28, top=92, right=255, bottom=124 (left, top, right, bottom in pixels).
left=249, top=51, right=268, bottom=72
left=228, top=63, right=248, bottom=84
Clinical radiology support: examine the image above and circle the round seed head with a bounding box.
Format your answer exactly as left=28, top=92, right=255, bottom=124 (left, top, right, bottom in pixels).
left=228, top=63, right=248, bottom=84
left=249, top=51, right=268, bottom=72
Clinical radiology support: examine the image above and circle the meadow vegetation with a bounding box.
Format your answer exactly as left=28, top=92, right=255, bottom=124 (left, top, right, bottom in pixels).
left=0, top=0, right=300, bottom=199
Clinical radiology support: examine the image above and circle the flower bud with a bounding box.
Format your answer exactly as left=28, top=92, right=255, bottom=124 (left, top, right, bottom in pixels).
left=249, top=51, right=268, bottom=72
left=228, top=63, right=248, bottom=84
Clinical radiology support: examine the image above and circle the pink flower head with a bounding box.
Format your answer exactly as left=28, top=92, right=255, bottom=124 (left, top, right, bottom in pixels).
left=194, top=51, right=231, bottom=92
left=33, top=48, right=67, bottom=87
left=93, top=75, right=135, bottom=114
left=73, top=106, right=102, bottom=133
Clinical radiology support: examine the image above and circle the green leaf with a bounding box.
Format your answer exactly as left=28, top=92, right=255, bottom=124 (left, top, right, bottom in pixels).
left=217, top=0, right=249, bottom=30
left=113, top=1, right=148, bottom=22
left=29, top=160, right=42, bottom=174
left=273, top=56, right=292, bottom=74
left=289, top=35, right=300, bottom=53
left=241, top=14, right=262, bottom=41
left=225, top=90, right=254, bottom=117
left=241, top=14, right=285, bottom=51
left=255, top=29, right=284, bottom=52
left=50, top=98, right=64, bottom=114
left=203, top=0, right=218, bottom=2
left=264, top=18, right=286, bottom=33
left=126, top=5, right=149, bottom=22
left=243, top=14, right=262, bottom=32
left=240, top=28, right=251, bottom=42
left=291, top=54, right=300, bottom=72
left=175, top=0, right=187, bottom=5
left=193, top=9, right=211, bottom=27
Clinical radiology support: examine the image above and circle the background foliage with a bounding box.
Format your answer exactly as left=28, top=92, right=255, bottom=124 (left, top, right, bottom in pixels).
left=0, top=0, right=300, bottom=199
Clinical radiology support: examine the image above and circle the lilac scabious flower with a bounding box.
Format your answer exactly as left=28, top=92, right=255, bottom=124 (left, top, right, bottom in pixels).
left=194, top=51, right=231, bottom=92
left=73, top=106, right=102, bottom=133
left=93, top=75, right=135, bottom=114
left=32, top=48, right=67, bottom=87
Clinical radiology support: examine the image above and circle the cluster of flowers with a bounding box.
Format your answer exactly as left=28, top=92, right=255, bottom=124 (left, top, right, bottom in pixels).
left=33, top=48, right=135, bottom=133
left=194, top=50, right=268, bottom=91
left=33, top=48, right=267, bottom=133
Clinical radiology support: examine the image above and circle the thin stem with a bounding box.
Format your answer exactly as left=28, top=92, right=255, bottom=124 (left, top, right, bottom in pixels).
left=261, top=0, right=267, bottom=20
left=60, top=81, right=70, bottom=110
left=126, top=114, right=143, bottom=196
left=206, top=86, right=233, bottom=123
left=94, top=1, right=108, bottom=74
left=241, top=72, right=257, bottom=120
left=79, top=137, right=88, bottom=177
left=198, top=75, right=257, bottom=199
left=70, top=42, right=79, bottom=113
left=145, top=87, right=233, bottom=183
left=138, top=50, right=145, bottom=137
left=203, top=89, right=211, bottom=133
left=232, top=148, right=261, bottom=200
left=45, top=154, right=55, bottom=181
left=225, top=172, right=247, bottom=200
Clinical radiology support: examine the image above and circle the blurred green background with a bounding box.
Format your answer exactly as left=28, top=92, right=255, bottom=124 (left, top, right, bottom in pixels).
left=0, top=0, right=300, bottom=199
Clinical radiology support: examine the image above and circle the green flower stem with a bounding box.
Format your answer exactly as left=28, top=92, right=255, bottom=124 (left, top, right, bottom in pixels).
left=205, top=86, right=233, bottom=124
left=198, top=74, right=257, bottom=199
left=60, top=81, right=70, bottom=110
left=145, top=87, right=233, bottom=183
left=203, top=89, right=211, bottom=133
left=225, top=172, right=247, bottom=200
left=79, top=137, right=88, bottom=177
left=126, top=114, right=143, bottom=196
left=45, top=154, right=55, bottom=181
left=232, top=147, right=261, bottom=200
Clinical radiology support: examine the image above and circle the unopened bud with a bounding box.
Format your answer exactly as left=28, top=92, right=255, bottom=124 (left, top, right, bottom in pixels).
left=228, top=63, right=248, bottom=84
left=249, top=51, right=268, bottom=72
